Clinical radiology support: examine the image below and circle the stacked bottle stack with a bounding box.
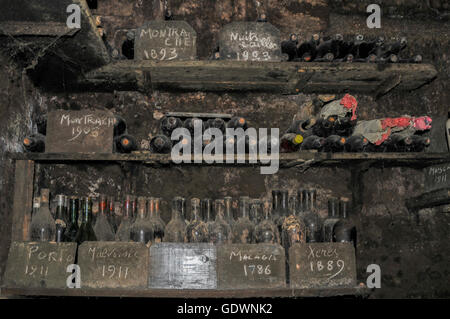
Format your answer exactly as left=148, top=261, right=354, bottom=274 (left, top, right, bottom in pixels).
left=30, top=189, right=357, bottom=254
left=281, top=33, right=422, bottom=63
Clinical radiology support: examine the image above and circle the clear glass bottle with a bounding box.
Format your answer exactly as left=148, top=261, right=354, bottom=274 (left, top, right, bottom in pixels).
left=94, top=195, right=115, bottom=241
left=108, top=196, right=117, bottom=233
left=255, top=199, right=280, bottom=244
left=185, top=198, right=209, bottom=243
left=130, top=197, right=154, bottom=244
left=65, top=196, right=79, bottom=242
left=115, top=195, right=133, bottom=241
left=54, top=194, right=67, bottom=242
left=297, top=188, right=306, bottom=217
left=32, top=196, right=40, bottom=219
left=303, top=189, right=323, bottom=242
left=232, top=196, right=254, bottom=244
left=76, top=197, right=97, bottom=243
left=323, top=197, right=340, bottom=242
left=333, top=197, right=356, bottom=246
left=281, top=194, right=306, bottom=250
left=30, top=189, right=56, bottom=242
left=148, top=197, right=166, bottom=243
left=249, top=199, right=262, bottom=225
left=209, top=199, right=232, bottom=244
left=164, top=197, right=187, bottom=242
left=224, top=196, right=235, bottom=227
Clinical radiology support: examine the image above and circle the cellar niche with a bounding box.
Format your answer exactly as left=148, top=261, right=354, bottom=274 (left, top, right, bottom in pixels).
left=0, top=0, right=449, bottom=299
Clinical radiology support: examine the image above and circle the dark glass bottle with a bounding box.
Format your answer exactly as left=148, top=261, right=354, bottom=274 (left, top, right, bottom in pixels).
left=297, top=34, right=320, bottom=62
left=322, top=198, right=340, bottom=242
left=76, top=197, right=97, bottom=244
left=333, top=197, right=356, bottom=246
left=258, top=135, right=280, bottom=154
left=30, top=189, right=56, bottom=242
left=303, top=189, right=323, bottom=242
left=130, top=197, right=154, bottom=244
left=224, top=196, right=235, bottom=227
left=113, top=115, right=127, bottom=137
left=115, top=195, right=133, bottom=242
left=164, top=197, right=187, bottom=242
left=408, top=135, right=431, bottom=152
left=205, top=118, right=226, bottom=134
left=185, top=198, right=209, bottom=243
left=226, top=116, right=248, bottom=130
left=161, top=116, right=183, bottom=137
left=183, top=117, right=204, bottom=136
left=255, top=199, right=280, bottom=244
left=232, top=196, right=254, bottom=244
left=94, top=195, right=115, bottom=241
left=54, top=194, right=67, bottom=242
left=345, top=135, right=369, bottom=152
left=121, top=31, right=135, bottom=60
left=280, top=133, right=304, bottom=153
left=130, top=195, right=137, bottom=223
left=150, top=135, right=172, bottom=154
left=287, top=118, right=316, bottom=136
left=321, top=135, right=347, bottom=152
left=115, top=133, right=138, bottom=153
left=65, top=197, right=79, bottom=242
left=148, top=197, right=165, bottom=243
left=301, top=135, right=326, bottom=150
left=23, top=133, right=45, bottom=152
left=209, top=199, right=232, bottom=244
left=383, top=133, right=413, bottom=152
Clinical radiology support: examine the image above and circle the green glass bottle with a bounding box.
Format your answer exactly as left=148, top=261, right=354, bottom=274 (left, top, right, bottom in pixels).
left=76, top=197, right=97, bottom=244
left=65, top=196, right=79, bottom=242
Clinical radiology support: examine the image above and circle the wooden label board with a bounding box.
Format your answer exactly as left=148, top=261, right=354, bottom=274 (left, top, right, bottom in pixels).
left=135, top=21, right=197, bottom=61
left=289, top=243, right=357, bottom=289
left=424, top=163, right=450, bottom=192
left=46, top=110, right=115, bottom=153
left=77, top=242, right=149, bottom=289
left=149, top=243, right=217, bottom=289
left=219, top=22, right=282, bottom=62
left=3, top=241, right=77, bottom=289
left=217, top=244, right=286, bottom=289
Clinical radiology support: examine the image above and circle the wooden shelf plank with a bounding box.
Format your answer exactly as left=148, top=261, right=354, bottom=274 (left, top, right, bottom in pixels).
left=76, top=60, right=438, bottom=94
left=6, top=152, right=450, bottom=168
left=0, top=286, right=371, bottom=298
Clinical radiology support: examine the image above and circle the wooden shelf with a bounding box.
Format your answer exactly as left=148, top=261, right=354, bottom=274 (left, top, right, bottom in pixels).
left=0, top=286, right=371, bottom=298
left=74, top=60, right=437, bottom=94
left=7, top=152, right=450, bottom=168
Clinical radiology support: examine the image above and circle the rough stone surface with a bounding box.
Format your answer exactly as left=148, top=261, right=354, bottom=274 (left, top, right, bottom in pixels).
left=0, top=0, right=449, bottom=298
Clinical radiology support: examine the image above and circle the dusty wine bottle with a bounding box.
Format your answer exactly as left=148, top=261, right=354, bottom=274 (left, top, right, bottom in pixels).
left=164, top=197, right=187, bottom=242
left=258, top=135, right=280, bottom=154
left=23, top=134, right=45, bottom=153
left=303, top=189, right=323, bottom=242
left=281, top=34, right=299, bottom=61
left=130, top=197, right=154, bottom=244
left=408, top=135, right=431, bottom=152
left=183, top=117, right=204, bottom=136
left=255, top=199, right=280, bottom=244
left=121, top=30, right=135, bottom=60
left=333, top=197, right=356, bottom=246
left=148, top=197, right=165, bottom=243
left=161, top=116, right=183, bottom=137
left=383, top=133, right=413, bottom=152
left=322, top=197, right=340, bottom=242
left=115, top=134, right=138, bottom=153
left=30, top=189, right=56, bottom=242
left=75, top=197, right=97, bottom=244
left=54, top=194, right=67, bottom=242
left=227, top=116, right=248, bottom=130
left=276, top=190, right=289, bottom=233
left=185, top=198, right=209, bottom=243
left=232, top=196, right=255, bottom=244
left=297, top=34, right=320, bottom=62
left=345, top=135, right=369, bottom=152
left=249, top=199, right=262, bottom=225
left=287, top=118, right=316, bottom=136
left=150, top=134, right=172, bottom=154
left=107, top=196, right=117, bottom=233
left=224, top=196, right=235, bottom=227
left=32, top=196, right=40, bottom=219
left=114, top=115, right=127, bottom=136
left=115, top=195, right=133, bottom=242
left=271, top=190, right=281, bottom=227
left=65, top=197, right=79, bottom=242
left=205, top=118, right=226, bottom=134
left=209, top=199, right=232, bottom=244
left=301, top=135, right=326, bottom=150
left=280, top=133, right=304, bottom=153
left=93, top=195, right=115, bottom=241
left=321, top=135, right=347, bottom=152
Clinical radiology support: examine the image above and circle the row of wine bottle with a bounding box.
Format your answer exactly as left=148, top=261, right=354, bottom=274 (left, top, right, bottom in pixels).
left=30, top=189, right=356, bottom=252
left=281, top=34, right=422, bottom=63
